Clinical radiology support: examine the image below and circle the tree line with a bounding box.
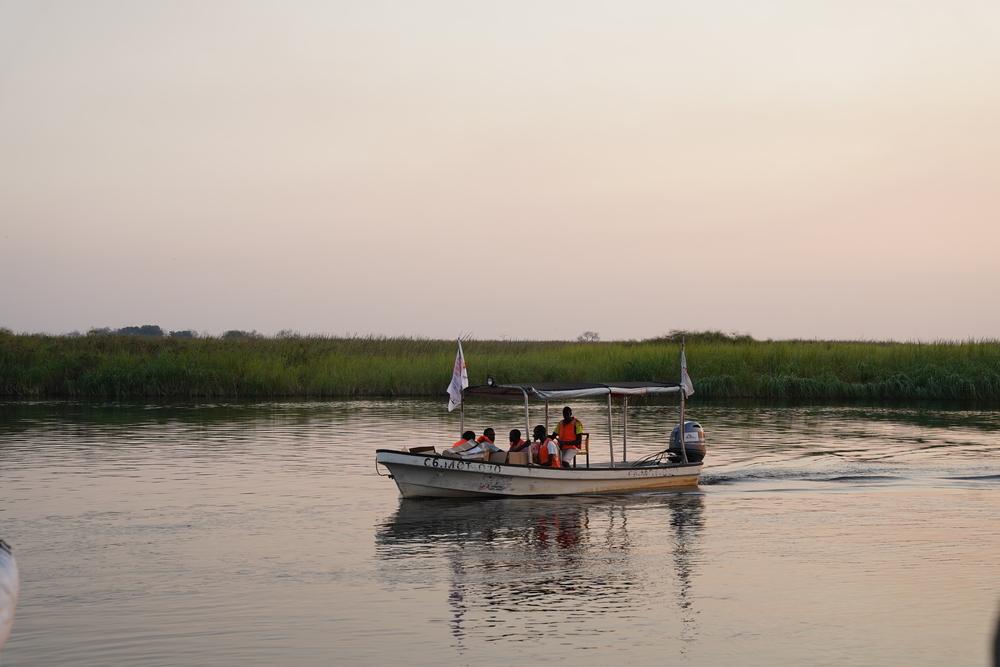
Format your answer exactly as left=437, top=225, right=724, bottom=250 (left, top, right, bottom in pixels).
left=83, top=325, right=260, bottom=339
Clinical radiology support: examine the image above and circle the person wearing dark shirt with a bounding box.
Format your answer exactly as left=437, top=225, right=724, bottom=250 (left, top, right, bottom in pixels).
left=508, top=429, right=528, bottom=452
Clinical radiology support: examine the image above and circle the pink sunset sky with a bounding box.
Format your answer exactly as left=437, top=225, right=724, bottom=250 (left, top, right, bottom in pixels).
left=1, top=1, right=998, bottom=341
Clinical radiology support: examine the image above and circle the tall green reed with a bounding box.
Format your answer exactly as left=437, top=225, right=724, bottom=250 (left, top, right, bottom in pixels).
left=1, top=331, right=998, bottom=401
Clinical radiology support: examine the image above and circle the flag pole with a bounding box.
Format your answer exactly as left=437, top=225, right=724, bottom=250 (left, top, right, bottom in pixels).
left=679, top=337, right=689, bottom=464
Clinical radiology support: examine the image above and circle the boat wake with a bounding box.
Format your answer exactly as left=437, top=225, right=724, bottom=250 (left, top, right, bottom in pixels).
left=701, top=470, right=901, bottom=486
left=702, top=467, right=1000, bottom=489
left=941, top=473, right=1000, bottom=482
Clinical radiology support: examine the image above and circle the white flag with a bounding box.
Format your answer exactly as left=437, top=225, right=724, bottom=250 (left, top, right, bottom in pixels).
left=680, top=348, right=695, bottom=398
left=447, top=340, right=469, bottom=412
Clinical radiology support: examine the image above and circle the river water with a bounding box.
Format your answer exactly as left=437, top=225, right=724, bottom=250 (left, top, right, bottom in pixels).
left=1, top=400, right=998, bottom=666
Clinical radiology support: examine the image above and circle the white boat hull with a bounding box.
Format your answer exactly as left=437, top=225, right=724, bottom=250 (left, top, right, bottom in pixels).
left=0, top=540, right=18, bottom=651
left=376, top=450, right=701, bottom=498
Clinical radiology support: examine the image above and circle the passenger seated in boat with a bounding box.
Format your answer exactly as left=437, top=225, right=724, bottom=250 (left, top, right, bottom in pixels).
left=552, top=406, right=583, bottom=468
left=508, top=429, right=528, bottom=452
left=444, top=431, right=480, bottom=458
left=475, top=428, right=504, bottom=454
left=530, top=425, right=562, bottom=468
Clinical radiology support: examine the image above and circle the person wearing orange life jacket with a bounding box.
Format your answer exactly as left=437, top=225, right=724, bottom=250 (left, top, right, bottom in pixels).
left=551, top=406, right=584, bottom=467
left=530, top=425, right=562, bottom=468
left=446, top=430, right=480, bottom=458
left=475, top=428, right=504, bottom=455
left=508, top=429, right=528, bottom=452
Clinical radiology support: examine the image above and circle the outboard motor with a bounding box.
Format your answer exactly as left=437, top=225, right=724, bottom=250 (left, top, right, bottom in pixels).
left=669, top=421, right=706, bottom=463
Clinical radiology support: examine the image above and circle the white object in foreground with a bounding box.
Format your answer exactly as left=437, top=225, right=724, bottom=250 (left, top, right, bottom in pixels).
left=376, top=450, right=701, bottom=498
left=0, top=539, right=19, bottom=652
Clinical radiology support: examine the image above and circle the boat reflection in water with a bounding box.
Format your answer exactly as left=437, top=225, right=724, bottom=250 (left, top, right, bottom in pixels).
left=376, top=493, right=704, bottom=652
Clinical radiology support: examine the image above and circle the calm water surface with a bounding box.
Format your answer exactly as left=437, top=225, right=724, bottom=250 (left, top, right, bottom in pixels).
left=1, top=400, right=998, bottom=666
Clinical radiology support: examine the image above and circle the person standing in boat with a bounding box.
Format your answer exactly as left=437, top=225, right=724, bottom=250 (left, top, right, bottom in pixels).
left=552, top=406, right=583, bottom=467
left=507, top=429, right=528, bottom=452
left=531, top=425, right=562, bottom=468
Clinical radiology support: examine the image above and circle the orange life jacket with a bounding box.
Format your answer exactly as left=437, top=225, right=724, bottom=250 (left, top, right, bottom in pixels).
left=537, top=439, right=562, bottom=468
left=508, top=438, right=528, bottom=452
left=556, top=418, right=580, bottom=449
left=451, top=438, right=478, bottom=453
left=476, top=435, right=494, bottom=444
left=452, top=438, right=467, bottom=448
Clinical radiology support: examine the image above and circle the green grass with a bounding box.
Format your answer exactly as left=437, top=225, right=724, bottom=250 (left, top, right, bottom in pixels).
left=1, top=331, right=999, bottom=401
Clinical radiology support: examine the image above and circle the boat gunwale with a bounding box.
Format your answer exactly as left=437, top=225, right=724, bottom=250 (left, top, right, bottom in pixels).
left=375, top=448, right=702, bottom=472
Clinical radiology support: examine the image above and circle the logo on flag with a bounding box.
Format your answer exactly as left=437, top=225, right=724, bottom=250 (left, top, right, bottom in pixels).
left=447, top=340, right=469, bottom=412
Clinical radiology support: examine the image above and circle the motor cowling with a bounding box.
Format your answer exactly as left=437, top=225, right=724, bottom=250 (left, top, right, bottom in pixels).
left=669, top=420, right=706, bottom=463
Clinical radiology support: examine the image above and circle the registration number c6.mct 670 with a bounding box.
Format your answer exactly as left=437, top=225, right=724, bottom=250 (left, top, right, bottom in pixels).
left=423, top=457, right=501, bottom=474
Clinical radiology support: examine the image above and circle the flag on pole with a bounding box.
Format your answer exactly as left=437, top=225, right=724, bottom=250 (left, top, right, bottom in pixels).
left=447, top=340, right=469, bottom=412
left=680, top=346, right=695, bottom=398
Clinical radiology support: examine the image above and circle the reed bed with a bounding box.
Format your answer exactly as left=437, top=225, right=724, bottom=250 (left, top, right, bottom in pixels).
left=1, top=331, right=999, bottom=401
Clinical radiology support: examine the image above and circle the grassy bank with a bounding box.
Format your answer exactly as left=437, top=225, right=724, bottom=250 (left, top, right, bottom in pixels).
left=1, top=331, right=999, bottom=401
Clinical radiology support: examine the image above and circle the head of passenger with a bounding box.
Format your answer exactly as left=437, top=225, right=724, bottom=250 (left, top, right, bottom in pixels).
left=563, top=406, right=573, bottom=420
left=509, top=429, right=521, bottom=444
left=483, top=428, right=495, bottom=443
left=462, top=430, right=476, bottom=443
left=532, top=425, right=547, bottom=442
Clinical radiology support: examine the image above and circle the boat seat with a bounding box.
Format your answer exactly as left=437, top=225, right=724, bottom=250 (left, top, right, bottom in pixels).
left=573, top=433, right=590, bottom=469
left=409, top=446, right=437, bottom=454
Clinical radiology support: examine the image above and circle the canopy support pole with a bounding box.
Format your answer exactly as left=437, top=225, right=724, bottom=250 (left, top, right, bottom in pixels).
left=622, top=395, right=628, bottom=462
left=607, top=393, right=615, bottom=468
left=544, top=402, right=549, bottom=432
left=460, top=402, right=465, bottom=433
left=522, top=389, right=531, bottom=444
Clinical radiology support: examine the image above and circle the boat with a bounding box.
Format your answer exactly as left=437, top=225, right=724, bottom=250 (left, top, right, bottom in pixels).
left=0, top=539, right=18, bottom=652
left=376, top=374, right=706, bottom=498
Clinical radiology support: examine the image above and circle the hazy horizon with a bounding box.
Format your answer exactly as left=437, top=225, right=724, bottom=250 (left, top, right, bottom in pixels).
left=2, top=1, right=998, bottom=342
left=3, top=323, right=997, bottom=345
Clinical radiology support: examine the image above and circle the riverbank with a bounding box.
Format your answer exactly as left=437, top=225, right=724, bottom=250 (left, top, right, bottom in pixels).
left=1, top=332, right=998, bottom=401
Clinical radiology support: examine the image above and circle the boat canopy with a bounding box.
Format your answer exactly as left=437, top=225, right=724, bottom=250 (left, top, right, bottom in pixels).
left=459, top=380, right=689, bottom=467
left=464, top=381, right=681, bottom=402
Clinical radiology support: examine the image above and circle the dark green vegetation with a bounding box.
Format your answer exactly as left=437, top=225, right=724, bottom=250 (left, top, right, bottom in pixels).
left=1, top=330, right=999, bottom=401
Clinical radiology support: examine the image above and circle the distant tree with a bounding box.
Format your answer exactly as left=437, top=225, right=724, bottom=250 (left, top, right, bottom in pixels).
left=577, top=331, right=601, bottom=343
left=169, top=330, right=196, bottom=339
left=87, top=327, right=112, bottom=336
left=117, top=325, right=164, bottom=337
left=222, top=329, right=260, bottom=339
left=276, top=329, right=300, bottom=338
left=645, top=330, right=755, bottom=344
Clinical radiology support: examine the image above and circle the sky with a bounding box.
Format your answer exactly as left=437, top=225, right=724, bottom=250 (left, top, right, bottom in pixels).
left=1, top=0, right=998, bottom=341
